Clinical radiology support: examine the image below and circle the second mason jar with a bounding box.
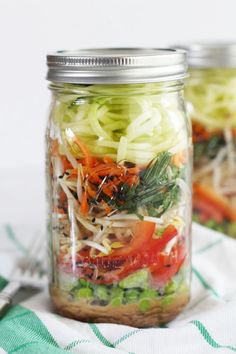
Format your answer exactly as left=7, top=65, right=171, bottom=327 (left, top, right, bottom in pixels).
left=182, top=44, right=236, bottom=237
left=46, top=49, right=192, bottom=327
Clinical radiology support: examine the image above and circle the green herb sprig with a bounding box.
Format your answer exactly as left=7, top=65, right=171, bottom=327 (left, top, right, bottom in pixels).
left=103, top=152, right=180, bottom=217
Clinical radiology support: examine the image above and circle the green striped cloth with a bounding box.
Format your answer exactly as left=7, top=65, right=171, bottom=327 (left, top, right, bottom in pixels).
left=0, top=223, right=236, bottom=354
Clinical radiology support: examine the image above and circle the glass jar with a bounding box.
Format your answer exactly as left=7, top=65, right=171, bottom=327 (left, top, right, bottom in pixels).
left=46, top=49, right=192, bottom=327
left=182, top=44, right=236, bottom=238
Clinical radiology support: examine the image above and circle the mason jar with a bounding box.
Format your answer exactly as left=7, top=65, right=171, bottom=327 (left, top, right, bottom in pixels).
left=46, top=48, right=192, bottom=327
left=181, top=44, right=236, bottom=238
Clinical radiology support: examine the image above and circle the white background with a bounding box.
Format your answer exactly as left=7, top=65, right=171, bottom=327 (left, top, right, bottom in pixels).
left=0, top=0, right=235, bottom=224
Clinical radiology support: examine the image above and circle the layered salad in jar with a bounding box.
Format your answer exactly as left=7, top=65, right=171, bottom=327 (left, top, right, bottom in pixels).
left=47, top=83, right=192, bottom=327
left=186, top=69, right=236, bottom=237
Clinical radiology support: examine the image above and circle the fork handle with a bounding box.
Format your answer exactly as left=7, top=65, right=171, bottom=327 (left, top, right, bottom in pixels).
left=0, top=281, right=21, bottom=318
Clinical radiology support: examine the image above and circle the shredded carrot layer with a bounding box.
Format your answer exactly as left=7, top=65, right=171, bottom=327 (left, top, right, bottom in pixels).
left=51, top=140, right=59, bottom=155
left=53, top=207, right=66, bottom=214
left=193, top=183, right=236, bottom=222
left=51, top=138, right=143, bottom=216
left=103, top=156, right=114, bottom=164
left=192, top=121, right=214, bottom=143
left=72, top=136, right=93, bottom=167
left=171, top=151, right=186, bottom=167
left=80, top=191, right=89, bottom=215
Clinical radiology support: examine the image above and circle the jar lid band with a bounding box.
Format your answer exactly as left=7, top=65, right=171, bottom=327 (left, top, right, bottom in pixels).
left=174, top=43, right=236, bottom=68
left=46, top=48, right=187, bottom=84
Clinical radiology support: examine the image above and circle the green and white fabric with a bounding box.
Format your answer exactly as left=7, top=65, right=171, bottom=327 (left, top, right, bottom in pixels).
left=0, top=223, right=236, bottom=354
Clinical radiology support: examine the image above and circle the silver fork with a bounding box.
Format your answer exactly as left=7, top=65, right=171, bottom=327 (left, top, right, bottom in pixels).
left=0, top=232, right=48, bottom=317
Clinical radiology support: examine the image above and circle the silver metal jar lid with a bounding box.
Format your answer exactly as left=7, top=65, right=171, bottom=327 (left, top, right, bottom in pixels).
left=175, top=43, right=236, bottom=68
left=46, top=48, right=187, bottom=84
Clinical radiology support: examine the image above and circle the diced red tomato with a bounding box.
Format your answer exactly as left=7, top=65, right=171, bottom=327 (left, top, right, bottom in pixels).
left=59, top=222, right=182, bottom=285
left=150, top=242, right=186, bottom=287
left=111, top=221, right=155, bottom=257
